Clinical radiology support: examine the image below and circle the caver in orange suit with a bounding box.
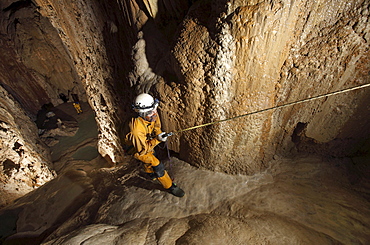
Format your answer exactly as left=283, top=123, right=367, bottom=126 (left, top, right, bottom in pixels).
left=125, top=93, right=185, bottom=197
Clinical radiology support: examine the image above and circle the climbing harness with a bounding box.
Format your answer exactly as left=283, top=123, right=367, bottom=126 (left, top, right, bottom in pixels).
left=163, top=82, right=370, bottom=137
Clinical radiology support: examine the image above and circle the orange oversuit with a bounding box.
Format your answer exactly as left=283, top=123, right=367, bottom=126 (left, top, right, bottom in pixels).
left=125, top=116, right=173, bottom=189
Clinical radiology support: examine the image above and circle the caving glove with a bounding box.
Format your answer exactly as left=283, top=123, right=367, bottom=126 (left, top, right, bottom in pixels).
left=157, top=132, right=169, bottom=142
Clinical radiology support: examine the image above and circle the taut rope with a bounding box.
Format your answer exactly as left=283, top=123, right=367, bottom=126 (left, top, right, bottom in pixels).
left=166, top=83, right=370, bottom=136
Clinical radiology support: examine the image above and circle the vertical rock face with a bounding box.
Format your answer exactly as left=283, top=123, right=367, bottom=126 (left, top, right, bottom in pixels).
left=0, top=86, right=54, bottom=207
left=33, top=0, right=129, bottom=164
left=155, top=0, right=370, bottom=174
left=0, top=0, right=83, bottom=115
left=0, top=0, right=76, bottom=206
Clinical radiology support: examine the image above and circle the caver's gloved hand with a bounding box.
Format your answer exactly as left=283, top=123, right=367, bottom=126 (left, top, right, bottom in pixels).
left=157, top=132, right=169, bottom=142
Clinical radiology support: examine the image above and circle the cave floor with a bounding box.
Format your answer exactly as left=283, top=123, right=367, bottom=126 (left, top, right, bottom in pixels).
left=0, top=102, right=369, bottom=244
left=47, top=101, right=111, bottom=173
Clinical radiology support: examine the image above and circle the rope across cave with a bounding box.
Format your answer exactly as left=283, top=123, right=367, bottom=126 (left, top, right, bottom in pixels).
left=165, top=83, right=370, bottom=136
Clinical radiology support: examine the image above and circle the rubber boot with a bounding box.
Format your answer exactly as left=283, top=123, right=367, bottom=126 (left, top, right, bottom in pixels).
left=168, top=183, right=185, bottom=197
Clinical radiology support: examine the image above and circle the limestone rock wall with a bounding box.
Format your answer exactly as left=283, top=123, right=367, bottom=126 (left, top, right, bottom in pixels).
left=273, top=0, right=370, bottom=157
left=33, top=0, right=129, bottom=164
left=0, top=0, right=74, bottom=206
left=0, top=0, right=84, bottom=116
left=155, top=0, right=370, bottom=174
left=0, top=86, right=54, bottom=207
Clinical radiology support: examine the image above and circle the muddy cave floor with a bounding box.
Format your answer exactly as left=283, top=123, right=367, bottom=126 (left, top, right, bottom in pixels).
left=1, top=102, right=370, bottom=244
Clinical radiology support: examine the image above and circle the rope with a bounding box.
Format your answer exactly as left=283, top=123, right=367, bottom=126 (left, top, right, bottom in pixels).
left=164, top=141, right=174, bottom=181
left=170, top=83, right=370, bottom=135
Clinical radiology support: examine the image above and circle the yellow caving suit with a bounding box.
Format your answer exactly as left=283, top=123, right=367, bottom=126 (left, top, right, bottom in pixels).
left=125, top=116, right=173, bottom=189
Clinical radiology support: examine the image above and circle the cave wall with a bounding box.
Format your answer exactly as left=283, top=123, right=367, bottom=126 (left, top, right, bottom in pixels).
left=32, top=0, right=129, bottom=164
left=0, top=86, right=54, bottom=207
left=0, top=0, right=82, bottom=206
left=154, top=0, right=370, bottom=174
left=0, top=1, right=84, bottom=115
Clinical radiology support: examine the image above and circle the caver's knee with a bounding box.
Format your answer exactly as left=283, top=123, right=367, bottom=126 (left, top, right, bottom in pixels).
left=152, top=162, right=165, bottom=177
left=134, top=152, right=160, bottom=166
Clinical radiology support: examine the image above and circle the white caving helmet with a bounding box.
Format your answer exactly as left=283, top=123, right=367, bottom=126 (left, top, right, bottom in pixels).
left=132, top=93, right=159, bottom=113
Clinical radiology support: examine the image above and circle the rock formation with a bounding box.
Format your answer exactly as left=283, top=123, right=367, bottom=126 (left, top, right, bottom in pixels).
left=0, top=86, right=54, bottom=207
left=155, top=0, right=370, bottom=174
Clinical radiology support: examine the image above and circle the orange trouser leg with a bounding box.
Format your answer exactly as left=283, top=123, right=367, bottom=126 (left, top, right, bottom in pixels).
left=157, top=170, right=172, bottom=189
left=134, top=152, right=173, bottom=189
left=134, top=152, right=160, bottom=167
left=143, top=162, right=154, bottom=173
